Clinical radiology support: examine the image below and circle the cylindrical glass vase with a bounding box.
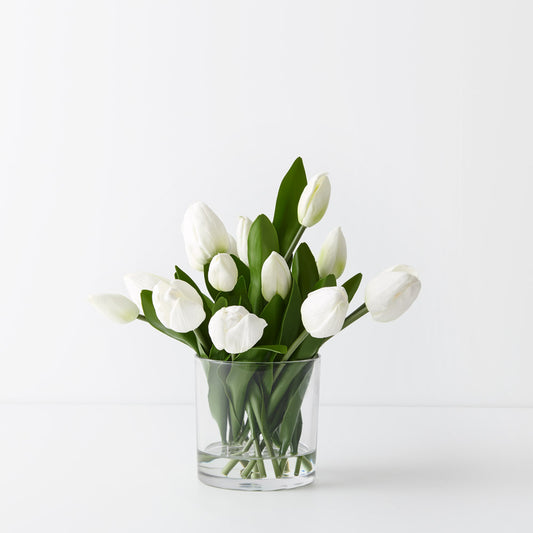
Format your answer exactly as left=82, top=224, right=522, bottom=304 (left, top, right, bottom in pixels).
left=195, top=355, right=320, bottom=491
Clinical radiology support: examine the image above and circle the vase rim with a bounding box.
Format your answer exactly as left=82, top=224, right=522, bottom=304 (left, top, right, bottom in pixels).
left=193, top=353, right=320, bottom=366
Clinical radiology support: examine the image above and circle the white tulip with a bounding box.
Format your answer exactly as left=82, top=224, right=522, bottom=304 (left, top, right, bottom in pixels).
left=89, top=294, right=139, bottom=324
left=301, top=286, right=349, bottom=338
left=182, top=202, right=230, bottom=271
left=261, top=251, right=292, bottom=301
left=236, top=216, right=252, bottom=265
left=317, top=227, right=347, bottom=279
left=152, top=279, right=206, bottom=332
left=228, top=234, right=238, bottom=256
left=208, top=306, right=267, bottom=354
left=297, top=173, right=331, bottom=227
left=365, top=265, right=421, bottom=322
left=123, top=272, right=166, bottom=312
left=208, top=253, right=238, bottom=292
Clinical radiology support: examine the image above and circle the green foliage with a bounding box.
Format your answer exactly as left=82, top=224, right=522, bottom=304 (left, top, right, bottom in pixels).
left=292, top=242, right=319, bottom=299
left=342, top=273, right=363, bottom=302
left=278, top=366, right=313, bottom=455
left=279, top=275, right=303, bottom=348
left=230, top=254, right=250, bottom=287
left=273, top=157, right=307, bottom=255
left=313, top=273, right=337, bottom=290
left=247, top=214, right=279, bottom=313
left=205, top=361, right=230, bottom=443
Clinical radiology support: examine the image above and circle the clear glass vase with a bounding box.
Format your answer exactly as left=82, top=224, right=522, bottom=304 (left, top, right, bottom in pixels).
left=195, top=355, right=320, bottom=491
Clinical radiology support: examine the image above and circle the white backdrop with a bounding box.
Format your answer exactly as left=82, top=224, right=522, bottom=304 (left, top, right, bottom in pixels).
left=1, top=0, right=531, bottom=406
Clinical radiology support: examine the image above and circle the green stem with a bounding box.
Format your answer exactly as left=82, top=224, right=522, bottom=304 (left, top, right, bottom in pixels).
left=247, top=402, right=282, bottom=478
left=283, top=225, right=306, bottom=262
left=273, top=330, right=310, bottom=383
left=342, top=303, right=368, bottom=330
left=281, top=330, right=309, bottom=362
left=136, top=315, right=148, bottom=322
left=222, top=437, right=254, bottom=476
left=294, top=456, right=302, bottom=476
left=253, top=439, right=267, bottom=478
left=241, top=458, right=256, bottom=478
left=194, top=328, right=210, bottom=356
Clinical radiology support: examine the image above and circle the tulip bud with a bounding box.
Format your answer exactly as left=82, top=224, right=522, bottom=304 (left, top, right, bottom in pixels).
left=123, top=272, right=166, bottom=312
left=152, top=279, right=206, bottom=332
left=301, top=286, right=349, bottom=338
left=236, top=216, right=252, bottom=266
left=89, top=294, right=139, bottom=324
left=317, top=227, right=347, bottom=279
left=261, top=251, right=292, bottom=302
left=365, top=265, right=421, bottom=322
left=208, top=305, right=267, bottom=354
left=182, top=202, right=230, bottom=271
left=208, top=253, right=238, bottom=292
left=297, top=173, right=331, bottom=227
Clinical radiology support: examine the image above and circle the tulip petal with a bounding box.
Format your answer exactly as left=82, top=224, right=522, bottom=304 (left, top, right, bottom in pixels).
left=365, top=268, right=421, bottom=322
left=152, top=279, right=206, bottom=332
left=124, top=272, right=166, bottom=311
left=301, top=286, right=349, bottom=338
left=89, top=294, right=139, bottom=324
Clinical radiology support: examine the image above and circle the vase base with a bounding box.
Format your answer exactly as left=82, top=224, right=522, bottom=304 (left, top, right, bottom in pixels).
left=198, top=470, right=315, bottom=491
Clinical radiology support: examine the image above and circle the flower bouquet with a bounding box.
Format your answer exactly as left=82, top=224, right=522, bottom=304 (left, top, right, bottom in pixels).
left=91, top=157, right=421, bottom=490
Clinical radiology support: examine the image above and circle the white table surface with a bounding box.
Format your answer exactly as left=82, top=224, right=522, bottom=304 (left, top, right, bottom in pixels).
left=1, top=405, right=532, bottom=533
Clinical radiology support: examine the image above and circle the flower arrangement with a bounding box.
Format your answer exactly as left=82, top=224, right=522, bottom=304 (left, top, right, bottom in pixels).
left=91, top=157, right=421, bottom=488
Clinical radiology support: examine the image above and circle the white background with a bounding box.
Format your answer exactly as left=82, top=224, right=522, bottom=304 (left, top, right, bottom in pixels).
left=1, top=0, right=532, bottom=407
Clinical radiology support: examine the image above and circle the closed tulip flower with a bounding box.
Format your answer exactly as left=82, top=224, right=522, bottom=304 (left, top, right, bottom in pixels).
left=89, top=294, right=139, bottom=324
left=152, top=279, right=206, bottom=332
left=182, top=202, right=230, bottom=270
left=208, top=306, right=267, bottom=354
left=365, top=265, right=421, bottom=322
left=297, top=173, right=331, bottom=227
left=123, top=272, right=166, bottom=312
left=261, top=251, right=292, bottom=301
left=301, top=286, right=349, bottom=338
left=208, top=253, right=238, bottom=292
left=317, top=227, right=347, bottom=279
left=236, top=216, right=252, bottom=265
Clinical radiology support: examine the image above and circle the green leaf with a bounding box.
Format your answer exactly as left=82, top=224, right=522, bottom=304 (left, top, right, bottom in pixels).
left=247, top=214, right=279, bottom=313
left=259, top=293, right=285, bottom=346
left=224, top=363, right=256, bottom=441
left=342, top=273, right=363, bottom=302
left=140, top=290, right=198, bottom=351
left=280, top=275, right=303, bottom=348
left=278, top=366, right=312, bottom=455
left=230, top=254, right=250, bottom=287
left=267, top=360, right=314, bottom=427
left=248, top=378, right=273, bottom=445
left=273, top=157, right=307, bottom=255
left=253, top=344, right=288, bottom=354
left=292, top=335, right=327, bottom=360
left=212, top=296, right=228, bottom=314
left=290, top=411, right=303, bottom=455
left=292, top=242, right=319, bottom=300
left=233, top=344, right=287, bottom=362
left=229, top=276, right=251, bottom=309
left=313, top=273, right=337, bottom=290
left=205, top=361, right=230, bottom=443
